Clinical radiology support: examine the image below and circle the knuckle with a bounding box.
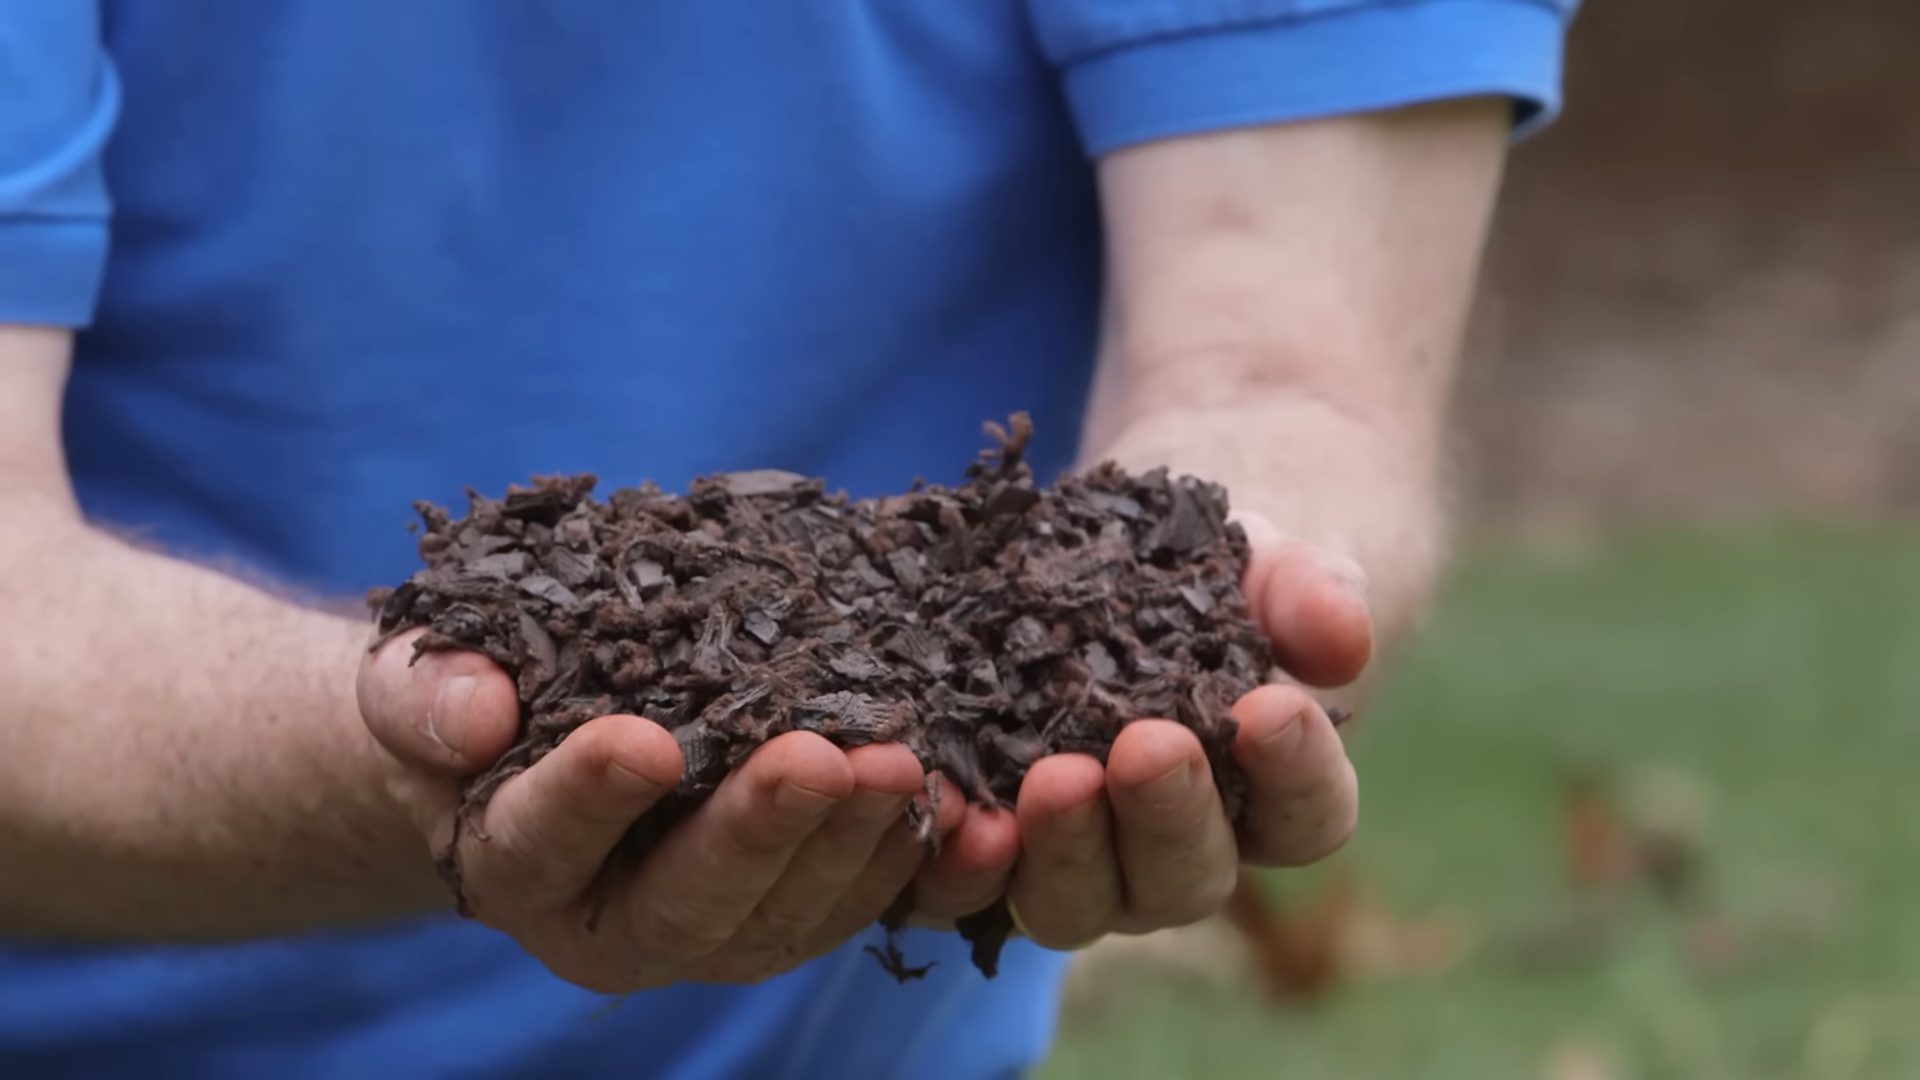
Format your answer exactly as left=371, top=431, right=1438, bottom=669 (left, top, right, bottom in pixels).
left=1132, top=866, right=1238, bottom=932
left=1184, top=865, right=1243, bottom=923
left=748, top=904, right=826, bottom=945
left=631, top=900, right=732, bottom=963
left=1032, top=829, right=1109, bottom=877
left=1245, top=756, right=1359, bottom=867
left=1123, top=803, right=1206, bottom=848
left=721, top=820, right=809, bottom=864
left=1020, top=906, right=1105, bottom=950
left=1261, top=802, right=1357, bottom=868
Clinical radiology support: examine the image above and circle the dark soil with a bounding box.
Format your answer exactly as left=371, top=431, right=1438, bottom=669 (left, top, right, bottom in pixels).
left=369, top=415, right=1280, bottom=980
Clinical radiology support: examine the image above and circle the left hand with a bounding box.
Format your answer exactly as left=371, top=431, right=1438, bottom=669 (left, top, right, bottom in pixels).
left=909, top=97, right=1506, bottom=947
left=909, top=518, right=1369, bottom=948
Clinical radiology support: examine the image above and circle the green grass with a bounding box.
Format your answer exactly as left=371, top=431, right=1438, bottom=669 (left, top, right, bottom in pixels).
left=1039, top=525, right=1920, bottom=1080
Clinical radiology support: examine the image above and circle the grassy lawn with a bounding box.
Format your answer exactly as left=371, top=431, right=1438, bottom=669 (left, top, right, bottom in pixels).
left=1039, top=525, right=1920, bottom=1080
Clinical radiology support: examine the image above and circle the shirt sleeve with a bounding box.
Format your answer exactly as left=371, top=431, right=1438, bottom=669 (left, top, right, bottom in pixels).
left=0, top=4, right=117, bottom=327
left=1026, top=0, right=1578, bottom=157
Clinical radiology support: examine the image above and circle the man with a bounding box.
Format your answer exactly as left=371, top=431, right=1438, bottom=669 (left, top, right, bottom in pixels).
left=0, top=1, right=1574, bottom=1076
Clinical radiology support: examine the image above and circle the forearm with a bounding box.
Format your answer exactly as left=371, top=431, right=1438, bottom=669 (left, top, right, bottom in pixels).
left=1080, top=99, right=1510, bottom=653
left=0, top=328, right=444, bottom=939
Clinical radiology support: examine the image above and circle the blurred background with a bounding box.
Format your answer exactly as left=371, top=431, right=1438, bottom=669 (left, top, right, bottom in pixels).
left=1041, top=1, right=1920, bottom=1077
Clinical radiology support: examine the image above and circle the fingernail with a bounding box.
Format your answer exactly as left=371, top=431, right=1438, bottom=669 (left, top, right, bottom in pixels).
left=775, top=782, right=840, bottom=818
left=1137, top=760, right=1196, bottom=806
left=1253, top=709, right=1308, bottom=763
left=1318, top=551, right=1371, bottom=605
left=428, top=676, right=476, bottom=757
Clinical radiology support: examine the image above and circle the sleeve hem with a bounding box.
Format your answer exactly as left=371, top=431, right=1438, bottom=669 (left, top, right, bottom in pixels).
left=0, top=219, right=110, bottom=328
left=1060, top=0, right=1571, bottom=157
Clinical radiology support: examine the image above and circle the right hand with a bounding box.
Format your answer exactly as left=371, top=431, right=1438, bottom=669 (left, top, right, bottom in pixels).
left=356, top=629, right=962, bottom=993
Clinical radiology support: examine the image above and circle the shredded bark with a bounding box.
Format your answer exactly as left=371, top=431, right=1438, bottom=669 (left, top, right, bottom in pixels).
left=370, top=414, right=1284, bottom=979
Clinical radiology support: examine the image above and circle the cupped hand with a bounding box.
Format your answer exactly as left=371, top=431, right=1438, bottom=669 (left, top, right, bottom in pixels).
left=911, top=514, right=1366, bottom=949
left=357, top=629, right=961, bottom=993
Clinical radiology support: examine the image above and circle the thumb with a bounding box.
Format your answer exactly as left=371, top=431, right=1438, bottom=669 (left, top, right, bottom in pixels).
left=356, top=628, right=522, bottom=776
left=1233, top=512, right=1374, bottom=689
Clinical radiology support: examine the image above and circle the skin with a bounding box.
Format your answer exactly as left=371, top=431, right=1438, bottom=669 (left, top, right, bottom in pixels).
left=927, top=97, right=1509, bottom=946
left=0, top=98, right=1507, bottom=990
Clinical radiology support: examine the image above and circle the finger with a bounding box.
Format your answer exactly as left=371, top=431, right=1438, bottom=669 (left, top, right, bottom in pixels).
left=1005, top=754, right=1121, bottom=949
left=796, top=808, right=942, bottom=959
left=1229, top=683, right=1359, bottom=867
left=911, top=783, right=1019, bottom=924
left=1105, top=720, right=1240, bottom=932
left=620, top=731, right=851, bottom=961
left=357, top=628, right=521, bottom=775
left=1237, top=515, right=1373, bottom=688
left=459, top=714, right=682, bottom=910
left=733, top=742, right=924, bottom=946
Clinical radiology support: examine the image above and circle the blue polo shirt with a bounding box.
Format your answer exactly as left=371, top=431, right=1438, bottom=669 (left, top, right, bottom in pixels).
left=1, top=1, right=1572, bottom=1075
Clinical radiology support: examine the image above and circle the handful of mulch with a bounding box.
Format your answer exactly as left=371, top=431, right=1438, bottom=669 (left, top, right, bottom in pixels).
left=369, top=415, right=1278, bottom=979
